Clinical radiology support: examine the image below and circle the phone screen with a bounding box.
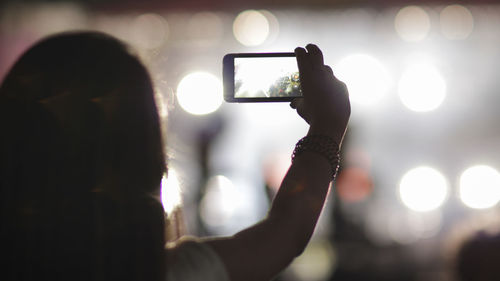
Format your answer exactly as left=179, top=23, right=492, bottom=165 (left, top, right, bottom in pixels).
left=234, top=56, right=301, bottom=99
left=223, top=53, right=302, bottom=102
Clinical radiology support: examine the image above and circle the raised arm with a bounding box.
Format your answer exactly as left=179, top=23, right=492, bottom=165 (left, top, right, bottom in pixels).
left=203, top=44, right=350, bottom=281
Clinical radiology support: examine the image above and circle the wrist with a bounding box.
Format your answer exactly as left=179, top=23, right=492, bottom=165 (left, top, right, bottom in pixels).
left=307, top=124, right=345, bottom=146
left=292, top=135, right=341, bottom=180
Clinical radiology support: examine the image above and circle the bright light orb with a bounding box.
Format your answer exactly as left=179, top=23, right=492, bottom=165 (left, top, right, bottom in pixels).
left=199, top=175, right=240, bottom=229
left=440, top=5, right=474, bottom=40
left=233, top=10, right=270, bottom=46
left=460, top=165, right=500, bottom=209
left=161, top=171, right=182, bottom=215
left=260, top=10, right=280, bottom=43
left=176, top=72, right=223, bottom=115
left=395, top=6, right=431, bottom=42
left=335, top=54, right=391, bottom=106
left=398, top=63, right=446, bottom=112
left=399, top=166, right=448, bottom=212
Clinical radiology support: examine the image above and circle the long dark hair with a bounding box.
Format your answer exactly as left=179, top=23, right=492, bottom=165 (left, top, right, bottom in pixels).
left=0, top=32, right=166, bottom=281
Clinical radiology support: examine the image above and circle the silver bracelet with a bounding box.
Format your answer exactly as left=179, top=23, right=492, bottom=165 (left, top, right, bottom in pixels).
left=291, top=135, right=341, bottom=179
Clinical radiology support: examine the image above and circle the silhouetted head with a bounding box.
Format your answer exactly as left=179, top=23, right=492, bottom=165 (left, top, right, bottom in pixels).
left=1, top=31, right=166, bottom=193
left=456, top=231, right=500, bottom=281
left=0, top=31, right=166, bottom=281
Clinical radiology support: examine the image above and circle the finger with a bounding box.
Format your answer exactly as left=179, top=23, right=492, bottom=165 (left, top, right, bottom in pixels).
left=295, top=102, right=310, bottom=124
left=291, top=98, right=308, bottom=121
left=295, top=47, right=312, bottom=96
left=290, top=98, right=298, bottom=109
left=295, top=47, right=312, bottom=74
left=306, top=44, right=324, bottom=70
left=323, top=65, right=334, bottom=76
left=338, top=80, right=349, bottom=97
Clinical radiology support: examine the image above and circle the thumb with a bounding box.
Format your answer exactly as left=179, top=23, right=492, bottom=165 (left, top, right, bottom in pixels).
left=290, top=98, right=310, bottom=124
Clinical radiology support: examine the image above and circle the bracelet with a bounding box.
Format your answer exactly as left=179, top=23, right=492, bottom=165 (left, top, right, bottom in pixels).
left=291, top=135, right=341, bottom=180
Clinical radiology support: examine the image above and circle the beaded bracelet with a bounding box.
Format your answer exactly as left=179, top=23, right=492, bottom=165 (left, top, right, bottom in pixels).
left=291, top=135, right=341, bottom=180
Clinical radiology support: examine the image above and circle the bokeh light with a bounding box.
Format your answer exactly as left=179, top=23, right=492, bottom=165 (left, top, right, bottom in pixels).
left=399, top=166, right=448, bottom=212
left=130, top=13, right=169, bottom=49
left=3, top=5, right=500, bottom=274
left=161, top=170, right=182, bottom=215
left=460, top=165, right=500, bottom=209
left=335, top=54, right=391, bottom=106
left=289, top=240, right=336, bottom=281
left=260, top=10, right=280, bottom=44
left=2, top=3, right=87, bottom=37
left=199, top=175, right=261, bottom=235
left=263, top=152, right=291, bottom=192
left=440, top=5, right=474, bottom=40
left=388, top=211, right=443, bottom=244
left=199, top=176, right=239, bottom=229
left=394, top=6, right=431, bottom=42
left=233, top=10, right=270, bottom=46
left=186, top=12, right=223, bottom=46
left=398, top=63, right=446, bottom=112
left=176, top=72, right=223, bottom=115
left=336, top=167, right=373, bottom=203
left=92, top=14, right=133, bottom=42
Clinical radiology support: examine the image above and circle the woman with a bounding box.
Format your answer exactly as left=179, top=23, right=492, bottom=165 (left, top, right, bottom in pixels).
left=0, top=31, right=350, bottom=281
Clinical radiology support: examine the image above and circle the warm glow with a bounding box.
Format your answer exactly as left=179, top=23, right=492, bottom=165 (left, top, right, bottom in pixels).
left=398, top=63, right=446, bottom=112
left=335, top=54, right=391, bottom=106
left=176, top=72, right=223, bottom=115
left=440, top=5, right=474, bottom=40
left=161, top=171, right=182, bottom=215
left=260, top=10, right=280, bottom=43
left=460, top=165, right=500, bottom=209
left=186, top=12, right=223, bottom=45
left=130, top=13, right=169, bottom=49
left=395, top=6, right=431, bottom=42
left=233, top=10, right=270, bottom=46
left=399, top=166, right=448, bottom=212
left=336, top=167, right=373, bottom=203
left=290, top=240, right=336, bottom=281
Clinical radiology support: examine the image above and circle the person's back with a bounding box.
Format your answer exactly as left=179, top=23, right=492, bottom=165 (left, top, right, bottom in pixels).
left=0, top=32, right=166, bottom=281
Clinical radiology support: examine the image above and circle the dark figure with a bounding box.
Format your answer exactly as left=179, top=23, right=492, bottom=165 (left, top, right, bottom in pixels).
left=0, top=32, right=166, bottom=281
left=0, top=31, right=350, bottom=281
left=455, top=231, right=500, bottom=281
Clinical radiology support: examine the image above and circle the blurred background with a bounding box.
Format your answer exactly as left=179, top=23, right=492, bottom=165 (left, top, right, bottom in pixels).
left=2, top=0, right=500, bottom=280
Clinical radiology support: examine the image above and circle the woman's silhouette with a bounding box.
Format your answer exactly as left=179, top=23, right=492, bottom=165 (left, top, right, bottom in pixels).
left=1, top=32, right=166, bottom=281
left=0, top=31, right=350, bottom=281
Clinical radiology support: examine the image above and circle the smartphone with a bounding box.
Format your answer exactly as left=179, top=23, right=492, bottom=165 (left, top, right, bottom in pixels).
left=223, top=52, right=302, bottom=102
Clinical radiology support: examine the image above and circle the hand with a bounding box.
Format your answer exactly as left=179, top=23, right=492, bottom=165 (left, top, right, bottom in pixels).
left=291, top=44, right=350, bottom=144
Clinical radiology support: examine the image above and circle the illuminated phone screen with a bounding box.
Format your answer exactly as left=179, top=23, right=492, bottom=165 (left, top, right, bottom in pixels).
left=234, top=57, right=302, bottom=99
